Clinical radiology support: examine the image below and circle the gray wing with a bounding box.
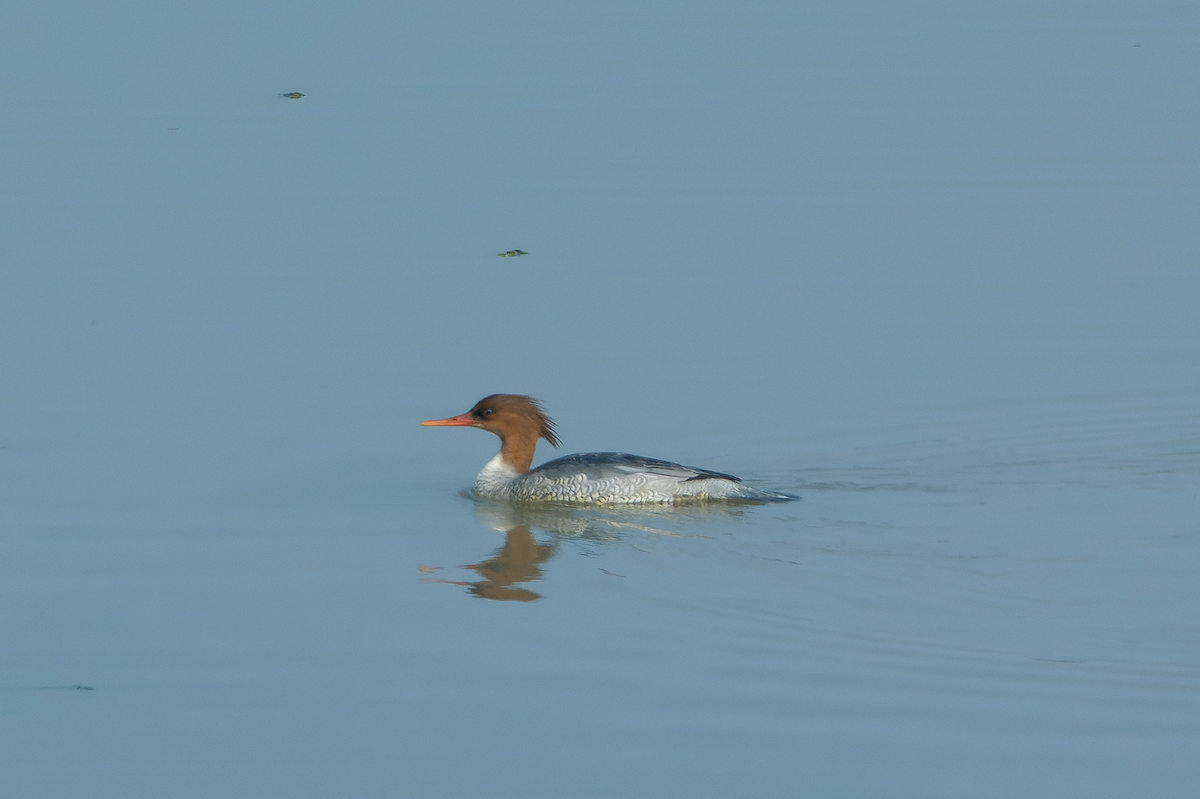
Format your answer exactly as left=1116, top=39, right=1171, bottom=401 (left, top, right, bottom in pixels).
left=529, top=452, right=743, bottom=483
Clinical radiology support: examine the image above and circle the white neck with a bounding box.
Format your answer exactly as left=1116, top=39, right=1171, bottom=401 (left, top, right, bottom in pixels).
left=474, top=451, right=521, bottom=496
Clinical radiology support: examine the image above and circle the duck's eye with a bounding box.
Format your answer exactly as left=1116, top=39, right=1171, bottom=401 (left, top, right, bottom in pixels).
left=479, top=408, right=494, bottom=418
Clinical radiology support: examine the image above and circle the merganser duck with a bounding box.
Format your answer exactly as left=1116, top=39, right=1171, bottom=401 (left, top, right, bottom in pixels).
left=422, top=394, right=794, bottom=503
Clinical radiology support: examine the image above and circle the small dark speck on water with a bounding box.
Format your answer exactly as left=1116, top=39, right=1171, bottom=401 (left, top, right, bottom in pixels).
left=497, top=250, right=528, bottom=257
left=599, top=569, right=626, bottom=578
left=40, top=684, right=95, bottom=691
left=281, top=92, right=306, bottom=99
left=167, top=127, right=179, bottom=131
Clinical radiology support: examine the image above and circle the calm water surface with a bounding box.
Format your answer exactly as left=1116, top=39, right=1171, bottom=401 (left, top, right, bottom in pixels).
left=2, top=1, right=1198, bottom=797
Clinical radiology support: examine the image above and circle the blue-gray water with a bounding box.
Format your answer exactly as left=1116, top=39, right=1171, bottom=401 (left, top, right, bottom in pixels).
left=2, top=2, right=1197, bottom=796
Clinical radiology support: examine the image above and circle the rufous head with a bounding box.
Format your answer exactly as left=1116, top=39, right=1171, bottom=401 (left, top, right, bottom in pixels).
left=421, top=394, right=561, bottom=448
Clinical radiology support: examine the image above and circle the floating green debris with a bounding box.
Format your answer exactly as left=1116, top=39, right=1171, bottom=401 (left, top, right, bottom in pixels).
left=280, top=92, right=306, bottom=99
left=497, top=250, right=528, bottom=257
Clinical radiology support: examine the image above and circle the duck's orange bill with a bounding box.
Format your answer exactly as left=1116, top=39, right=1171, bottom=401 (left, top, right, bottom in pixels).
left=421, top=412, right=476, bottom=427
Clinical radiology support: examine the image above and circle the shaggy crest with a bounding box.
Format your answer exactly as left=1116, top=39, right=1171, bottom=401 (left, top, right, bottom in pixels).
left=471, top=394, right=561, bottom=448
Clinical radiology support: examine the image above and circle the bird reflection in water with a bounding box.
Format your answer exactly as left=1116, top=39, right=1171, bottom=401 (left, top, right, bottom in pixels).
left=423, top=524, right=557, bottom=602
left=422, top=499, right=750, bottom=602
